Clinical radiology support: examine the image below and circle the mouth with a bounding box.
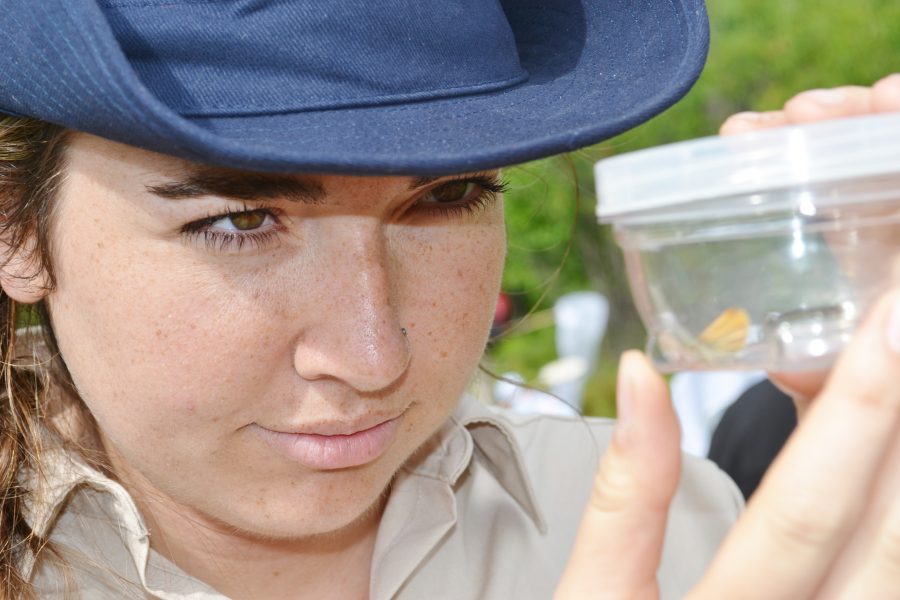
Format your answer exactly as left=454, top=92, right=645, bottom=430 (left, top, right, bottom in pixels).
left=251, top=413, right=404, bottom=470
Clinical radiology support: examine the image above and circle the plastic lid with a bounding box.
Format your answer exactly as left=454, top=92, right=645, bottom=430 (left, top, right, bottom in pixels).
left=595, top=112, right=900, bottom=221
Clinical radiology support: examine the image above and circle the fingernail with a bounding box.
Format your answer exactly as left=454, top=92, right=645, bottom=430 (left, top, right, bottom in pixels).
left=888, top=294, right=900, bottom=354
left=614, top=355, right=635, bottom=446
left=802, top=88, right=845, bottom=107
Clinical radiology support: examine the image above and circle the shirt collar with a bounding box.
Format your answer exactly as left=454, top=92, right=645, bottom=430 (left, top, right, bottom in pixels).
left=21, top=446, right=150, bottom=580
left=400, top=394, right=546, bottom=533
left=453, top=394, right=547, bottom=533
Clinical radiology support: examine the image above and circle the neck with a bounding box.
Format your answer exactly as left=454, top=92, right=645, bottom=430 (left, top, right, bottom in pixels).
left=136, top=487, right=384, bottom=600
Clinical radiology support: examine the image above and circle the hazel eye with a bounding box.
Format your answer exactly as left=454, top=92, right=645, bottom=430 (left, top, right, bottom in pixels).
left=217, top=210, right=269, bottom=231
left=182, top=206, right=284, bottom=252
left=428, top=181, right=475, bottom=204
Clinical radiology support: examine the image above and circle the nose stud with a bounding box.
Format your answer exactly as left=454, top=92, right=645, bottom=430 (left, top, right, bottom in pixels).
left=400, top=327, right=407, bottom=336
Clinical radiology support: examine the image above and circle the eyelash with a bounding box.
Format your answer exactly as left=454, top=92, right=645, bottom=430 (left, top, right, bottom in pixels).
left=181, top=206, right=284, bottom=252
left=181, top=174, right=508, bottom=252
left=415, top=174, right=508, bottom=218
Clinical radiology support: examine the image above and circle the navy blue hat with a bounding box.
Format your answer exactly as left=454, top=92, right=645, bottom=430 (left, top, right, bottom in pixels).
left=0, top=0, right=708, bottom=175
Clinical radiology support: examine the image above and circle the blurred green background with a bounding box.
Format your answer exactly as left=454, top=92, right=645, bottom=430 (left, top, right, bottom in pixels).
left=485, top=0, right=900, bottom=417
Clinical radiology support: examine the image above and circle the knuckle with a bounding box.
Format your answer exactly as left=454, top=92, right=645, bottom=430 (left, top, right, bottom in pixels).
left=783, top=93, right=813, bottom=112
left=875, top=520, right=900, bottom=576
left=589, top=459, right=639, bottom=514
left=835, top=355, right=900, bottom=412
left=764, top=490, right=850, bottom=550
left=852, top=385, right=894, bottom=410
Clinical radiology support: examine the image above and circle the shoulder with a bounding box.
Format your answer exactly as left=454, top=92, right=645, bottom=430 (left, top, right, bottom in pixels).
left=478, top=408, right=743, bottom=496
left=485, top=406, right=741, bottom=516
left=472, top=405, right=742, bottom=598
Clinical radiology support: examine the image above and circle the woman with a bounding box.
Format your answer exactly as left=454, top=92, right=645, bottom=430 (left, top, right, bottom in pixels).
left=1, top=1, right=899, bottom=599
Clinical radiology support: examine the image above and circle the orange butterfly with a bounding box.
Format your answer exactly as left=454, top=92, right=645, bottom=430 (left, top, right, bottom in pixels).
left=698, top=307, right=751, bottom=354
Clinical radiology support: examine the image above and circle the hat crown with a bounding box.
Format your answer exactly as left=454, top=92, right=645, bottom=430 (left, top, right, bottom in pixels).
left=99, top=0, right=528, bottom=117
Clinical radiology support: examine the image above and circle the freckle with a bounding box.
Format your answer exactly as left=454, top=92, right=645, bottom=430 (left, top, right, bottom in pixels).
left=431, top=301, right=437, bottom=307
left=440, top=351, right=447, bottom=358
left=155, top=328, right=163, bottom=338
left=408, top=323, right=416, bottom=328
left=272, top=571, right=280, bottom=577
left=96, top=241, right=104, bottom=249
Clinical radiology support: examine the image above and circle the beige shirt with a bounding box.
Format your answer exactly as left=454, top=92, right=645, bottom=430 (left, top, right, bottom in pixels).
left=25, top=395, right=742, bottom=599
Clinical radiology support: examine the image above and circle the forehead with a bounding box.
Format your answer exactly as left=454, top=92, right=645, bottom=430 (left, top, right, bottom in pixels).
left=63, top=133, right=470, bottom=199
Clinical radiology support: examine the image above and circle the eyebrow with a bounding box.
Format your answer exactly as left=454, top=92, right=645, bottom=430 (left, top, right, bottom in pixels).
left=146, top=169, right=328, bottom=204
left=146, top=170, right=447, bottom=203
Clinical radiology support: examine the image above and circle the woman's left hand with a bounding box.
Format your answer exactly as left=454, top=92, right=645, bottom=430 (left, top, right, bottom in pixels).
left=721, top=73, right=900, bottom=415
left=723, top=73, right=900, bottom=598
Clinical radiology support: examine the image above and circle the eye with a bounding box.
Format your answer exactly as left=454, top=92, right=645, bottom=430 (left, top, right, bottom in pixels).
left=414, top=175, right=507, bottom=218
left=209, top=209, right=272, bottom=232
left=427, top=181, right=477, bottom=205
left=182, top=207, right=283, bottom=252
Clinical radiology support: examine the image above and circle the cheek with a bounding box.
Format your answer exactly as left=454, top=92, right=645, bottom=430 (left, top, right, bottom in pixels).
left=47, top=200, right=505, bottom=443
left=398, top=221, right=506, bottom=382
left=48, top=221, right=280, bottom=436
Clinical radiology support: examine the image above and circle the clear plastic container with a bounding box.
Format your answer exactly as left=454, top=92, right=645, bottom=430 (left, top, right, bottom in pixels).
left=595, top=113, right=900, bottom=372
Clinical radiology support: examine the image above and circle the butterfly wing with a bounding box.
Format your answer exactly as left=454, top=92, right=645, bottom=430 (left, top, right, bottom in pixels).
left=698, top=307, right=750, bottom=354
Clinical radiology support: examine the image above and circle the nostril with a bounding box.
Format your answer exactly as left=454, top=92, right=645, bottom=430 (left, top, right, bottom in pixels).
left=293, top=321, right=412, bottom=393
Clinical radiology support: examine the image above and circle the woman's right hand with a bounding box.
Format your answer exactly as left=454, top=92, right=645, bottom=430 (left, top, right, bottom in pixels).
left=556, top=73, right=900, bottom=600
left=555, top=285, right=900, bottom=599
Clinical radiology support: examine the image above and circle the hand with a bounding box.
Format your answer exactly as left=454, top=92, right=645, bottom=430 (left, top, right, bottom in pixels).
left=557, top=288, right=900, bottom=599
left=556, top=74, right=900, bottom=599
left=719, top=73, right=900, bottom=139
left=722, top=74, right=900, bottom=416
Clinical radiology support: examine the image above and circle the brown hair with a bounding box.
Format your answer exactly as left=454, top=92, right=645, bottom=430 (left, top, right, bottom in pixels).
left=0, top=115, right=72, bottom=598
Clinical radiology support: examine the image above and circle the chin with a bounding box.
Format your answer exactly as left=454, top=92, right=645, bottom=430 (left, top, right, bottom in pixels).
left=219, top=484, right=391, bottom=543
left=197, top=459, right=398, bottom=542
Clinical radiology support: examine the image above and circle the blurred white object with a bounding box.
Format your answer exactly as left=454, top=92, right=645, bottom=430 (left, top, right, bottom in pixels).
left=670, top=370, right=766, bottom=457
left=538, top=356, right=588, bottom=411
left=493, top=371, right=574, bottom=416
left=550, top=291, right=609, bottom=409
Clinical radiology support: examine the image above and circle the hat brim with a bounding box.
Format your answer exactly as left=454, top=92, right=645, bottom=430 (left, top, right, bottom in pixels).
left=5, top=0, right=708, bottom=175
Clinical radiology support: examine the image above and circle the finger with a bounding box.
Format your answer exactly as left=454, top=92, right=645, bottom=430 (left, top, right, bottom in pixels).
left=872, top=73, right=900, bottom=113
left=769, top=253, right=900, bottom=420
left=783, top=85, right=873, bottom=124
left=767, top=370, right=828, bottom=419
left=555, top=351, right=679, bottom=600
left=834, top=463, right=900, bottom=600
left=825, top=426, right=900, bottom=599
left=690, top=288, right=900, bottom=599
left=719, top=111, right=789, bottom=136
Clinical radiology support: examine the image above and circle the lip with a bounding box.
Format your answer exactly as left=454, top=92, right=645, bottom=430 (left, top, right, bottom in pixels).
left=251, top=414, right=403, bottom=470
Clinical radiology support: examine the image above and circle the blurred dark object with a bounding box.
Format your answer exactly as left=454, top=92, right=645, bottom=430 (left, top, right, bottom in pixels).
left=707, top=379, right=797, bottom=500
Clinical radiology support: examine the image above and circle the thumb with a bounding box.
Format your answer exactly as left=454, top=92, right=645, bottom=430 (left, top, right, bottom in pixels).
left=555, top=351, right=682, bottom=600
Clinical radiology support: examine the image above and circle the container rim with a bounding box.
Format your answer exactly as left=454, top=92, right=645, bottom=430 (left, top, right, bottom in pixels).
left=595, top=112, right=900, bottom=222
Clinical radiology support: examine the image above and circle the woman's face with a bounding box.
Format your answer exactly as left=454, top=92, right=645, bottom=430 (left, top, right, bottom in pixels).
left=42, top=134, right=506, bottom=538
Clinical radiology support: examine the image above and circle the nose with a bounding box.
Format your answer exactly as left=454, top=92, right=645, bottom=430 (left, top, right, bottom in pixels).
left=293, top=220, right=411, bottom=393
